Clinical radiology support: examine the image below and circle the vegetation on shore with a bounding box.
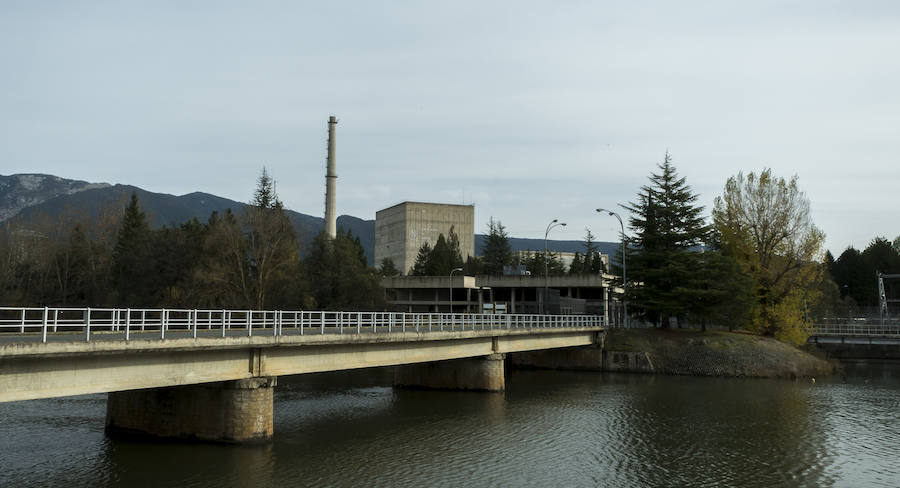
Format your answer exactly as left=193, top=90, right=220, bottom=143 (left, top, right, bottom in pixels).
left=606, top=328, right=833, bottom=378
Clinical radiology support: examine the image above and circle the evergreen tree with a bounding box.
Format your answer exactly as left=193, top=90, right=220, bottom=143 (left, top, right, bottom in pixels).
left=463, top=255, right=483, bottom=276
left=379, top=257, right=400, bottom=277
left=112, top=193, right=153, bottom=305
left=623, top=153, right=710, bottom=327
left=243, top=168, right=298, bottom=309
left=568, top=252, right=585, bottom=275
left=410, top=242, right=432, bottom=276
left=482, top=217, right=512, bottom=275
left=582, top=229, right=598, bottom=273
left=446, top=225, right=465, bottom=269
left=426, top=234, right=455, bottom=276
left=305, top=229, right=383, bottom=310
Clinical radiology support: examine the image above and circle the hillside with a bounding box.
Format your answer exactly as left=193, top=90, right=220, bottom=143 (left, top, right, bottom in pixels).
left=1, top=173, right=616, bottom=266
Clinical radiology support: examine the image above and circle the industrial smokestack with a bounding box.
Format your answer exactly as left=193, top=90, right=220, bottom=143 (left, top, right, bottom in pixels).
left=324, top=115, right=338, bottom=239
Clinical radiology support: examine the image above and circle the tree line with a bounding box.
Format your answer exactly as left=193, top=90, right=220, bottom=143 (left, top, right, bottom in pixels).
left=396, top=219, right=607, bottom=278
left=0, top=169, right=384, bottom=311
left=619, top=152, right=899, bottom=344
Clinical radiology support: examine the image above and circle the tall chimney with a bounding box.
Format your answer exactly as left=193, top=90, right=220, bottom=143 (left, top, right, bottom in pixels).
left=324, top=115, right=338, bottom=239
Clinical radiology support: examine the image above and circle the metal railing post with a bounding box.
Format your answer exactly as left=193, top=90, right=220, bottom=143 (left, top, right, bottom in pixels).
left=41, top=306, right=48, bottom=343
left=85, top=307, right=92, bottom=342
left=125, top=308, right=131, bottom=341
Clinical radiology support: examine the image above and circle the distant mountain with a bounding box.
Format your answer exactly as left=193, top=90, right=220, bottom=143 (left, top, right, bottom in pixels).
left=1, top=173, right=615, bottom=266
left=0, top=174, right=110, bottom=222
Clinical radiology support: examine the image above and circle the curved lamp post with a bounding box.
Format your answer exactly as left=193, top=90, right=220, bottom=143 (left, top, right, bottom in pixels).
left=449, top=267, right=463, bottom=314
left=596, top=208, right=627, bottom=328
left=544, top=219, right=567, bottom=314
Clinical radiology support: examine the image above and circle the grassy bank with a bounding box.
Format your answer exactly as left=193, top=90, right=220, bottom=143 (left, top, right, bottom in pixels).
left=605, top=328, right=833, bottom=378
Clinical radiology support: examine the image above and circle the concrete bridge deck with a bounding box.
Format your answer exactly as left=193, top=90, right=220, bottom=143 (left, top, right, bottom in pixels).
left=1, top=307, right=606, bottom=442
left=1, top=325, right=604, bottom=403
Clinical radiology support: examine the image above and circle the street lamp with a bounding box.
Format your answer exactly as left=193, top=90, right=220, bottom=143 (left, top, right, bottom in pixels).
left=544, top=219, right=567, bottom=314
left=449, top=267, right=463, bottom=314
left=596, top=208, right=627, bottom=328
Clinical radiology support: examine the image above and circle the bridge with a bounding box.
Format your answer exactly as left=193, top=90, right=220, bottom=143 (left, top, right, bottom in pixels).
left=810, top=320, right=900, bottom=362
left=1, top=307, right=606, bottom=443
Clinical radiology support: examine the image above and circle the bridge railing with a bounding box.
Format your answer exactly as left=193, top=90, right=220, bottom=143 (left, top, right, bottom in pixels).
left=813, top=322, right=900, bottom=337
left=0, top=307, right=605, bottom=343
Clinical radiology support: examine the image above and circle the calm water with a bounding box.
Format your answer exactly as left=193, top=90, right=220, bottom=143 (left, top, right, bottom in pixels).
left=2, top=365, right=899, bottom=487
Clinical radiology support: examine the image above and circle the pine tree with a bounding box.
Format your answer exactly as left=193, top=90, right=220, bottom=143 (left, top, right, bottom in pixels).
left=410, top=242, right=432, bottom=276
left=623, top=152, right=710, bottom=327
left=446, top=225, right=465, bottom=269
left=112, top=192, right=153, bottom=305
left=482, top=218, right=512, bottom=275
left=379, top=257, right=400, bottom=277
left=568, top=253, right=585, bottom=275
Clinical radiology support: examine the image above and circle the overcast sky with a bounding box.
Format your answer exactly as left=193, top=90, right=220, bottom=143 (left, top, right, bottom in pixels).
left=2, top=1, right=898, bottom=254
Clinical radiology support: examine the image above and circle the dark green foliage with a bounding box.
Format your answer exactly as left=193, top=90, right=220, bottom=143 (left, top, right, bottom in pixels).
left=0, top=168, right=387, bottom=311
left=410, top=242, right=432, bottom=276
left=830, top=237, right=900, bottom=308
left=569, top=229, right=606, bottom=275
left=522, top=250, right=566, bottom=276
left=379, top=257, right=400, bottom=277
left=682, top=232, right=755, bottom=331
left=406, top=227, right=465, bottom=277
left=568, top=253, right=585, bottom=275
left=463, top=255, right=483, bottom=276
left=623, top=153, right=711, bottom=327
left=481, top=218, right=512, bottom=275
left=304, top=229, right=383, bottom=310
left=112, top=193, right=154, bottom=306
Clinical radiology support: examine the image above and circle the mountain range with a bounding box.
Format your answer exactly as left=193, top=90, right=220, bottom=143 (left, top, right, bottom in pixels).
left=0, top=174, right=620, bottom=265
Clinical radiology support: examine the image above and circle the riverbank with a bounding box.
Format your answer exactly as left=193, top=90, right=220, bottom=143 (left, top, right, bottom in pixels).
left=604, top=328, right=833, bottom=378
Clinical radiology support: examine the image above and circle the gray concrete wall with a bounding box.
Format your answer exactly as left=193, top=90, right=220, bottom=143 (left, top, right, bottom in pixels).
left=375, top=202, right=475, bottom=274
left=395, top=354, right=505, bottom=391
left=105, top=377, right=276, bottom=443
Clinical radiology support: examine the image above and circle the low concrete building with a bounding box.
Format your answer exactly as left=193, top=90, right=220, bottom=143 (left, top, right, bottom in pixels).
left=382, top=274, right=621, bottom=325
left=375, top=202, right=475, bottom=275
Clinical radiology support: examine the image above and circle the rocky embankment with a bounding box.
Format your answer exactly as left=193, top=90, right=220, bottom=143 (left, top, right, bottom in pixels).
left=604, top=328, right=833, bottom=378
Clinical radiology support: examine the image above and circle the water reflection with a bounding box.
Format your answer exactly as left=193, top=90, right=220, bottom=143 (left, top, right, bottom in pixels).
left=1, top=366, right=899, bottom=487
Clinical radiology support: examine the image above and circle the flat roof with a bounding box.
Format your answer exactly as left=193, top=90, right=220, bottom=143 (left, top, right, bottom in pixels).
left=376, top=201, right=475, bottom=213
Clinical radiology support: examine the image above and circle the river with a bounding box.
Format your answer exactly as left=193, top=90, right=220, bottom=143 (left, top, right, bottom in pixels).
left=1, top=365, right=898, bottom=487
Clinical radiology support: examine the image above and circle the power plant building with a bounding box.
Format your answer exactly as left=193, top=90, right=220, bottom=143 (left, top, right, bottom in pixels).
left=375, top=202, right=475, bottom=275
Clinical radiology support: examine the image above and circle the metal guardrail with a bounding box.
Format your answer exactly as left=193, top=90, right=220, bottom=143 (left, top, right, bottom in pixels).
left=812, top=323, right=900, bottom=337
left=0, top=307, right=606, bottom=344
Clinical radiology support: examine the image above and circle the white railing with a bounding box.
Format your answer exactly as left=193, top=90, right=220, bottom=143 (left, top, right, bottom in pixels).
left=0, top=307, right=605, bottom=343
left=813, top=322, right=900, bottom=337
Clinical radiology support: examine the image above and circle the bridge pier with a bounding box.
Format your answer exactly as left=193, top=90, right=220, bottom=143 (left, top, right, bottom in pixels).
left=105, top=377, right=276, bottom=443
left=394, top=354, right=506, bottom=391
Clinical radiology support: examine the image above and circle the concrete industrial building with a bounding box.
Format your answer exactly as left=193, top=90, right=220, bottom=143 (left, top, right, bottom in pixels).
left=374, top=202, right=475, bottom=275
left=382, top=274, right=618, bottom=324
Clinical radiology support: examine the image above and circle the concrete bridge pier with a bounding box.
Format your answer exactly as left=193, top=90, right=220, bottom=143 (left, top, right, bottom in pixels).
left=394, top=354, right=506, bottom=392
left=105, top=377, right=276, bottom=443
